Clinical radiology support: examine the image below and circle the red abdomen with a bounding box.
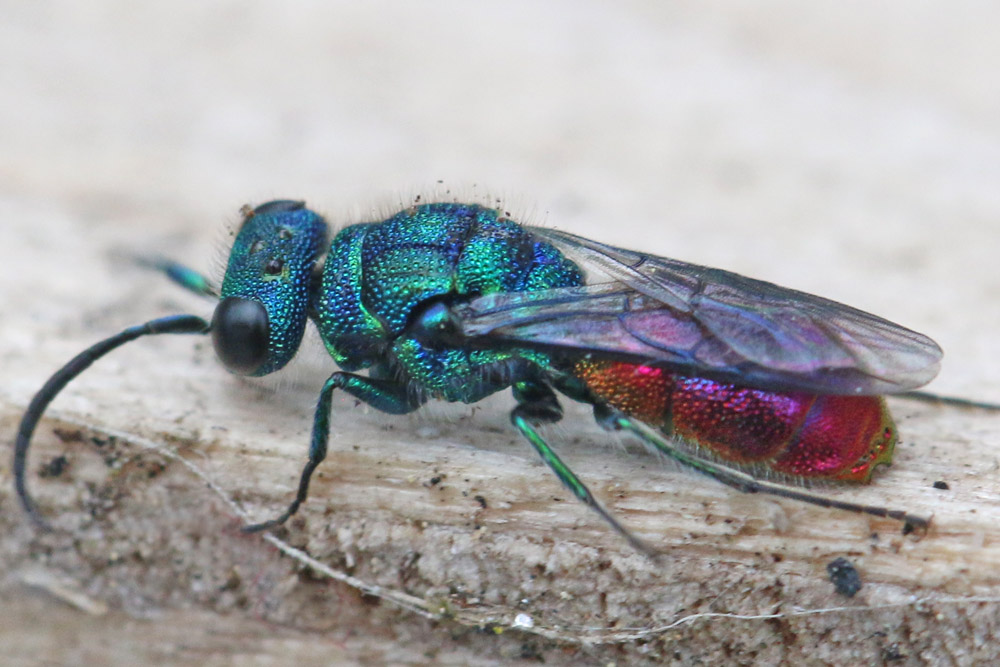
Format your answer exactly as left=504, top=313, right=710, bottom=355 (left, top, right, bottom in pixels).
left=574, top=360, right=896, bottom=482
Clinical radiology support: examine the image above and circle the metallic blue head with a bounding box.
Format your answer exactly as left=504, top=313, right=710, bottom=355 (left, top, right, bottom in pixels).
left=212, top=200, right=328, bottom=376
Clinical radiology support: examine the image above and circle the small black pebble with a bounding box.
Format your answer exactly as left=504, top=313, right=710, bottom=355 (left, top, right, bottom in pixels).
left=39, top=455, right=69, bottom=479
left=933, top=480, right=949, bottom=490
left=827, top=557, right=862, bottom=597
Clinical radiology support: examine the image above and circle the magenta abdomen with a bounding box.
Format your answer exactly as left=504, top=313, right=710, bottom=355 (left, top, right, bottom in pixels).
left=574, top=359, right=896, bottom=482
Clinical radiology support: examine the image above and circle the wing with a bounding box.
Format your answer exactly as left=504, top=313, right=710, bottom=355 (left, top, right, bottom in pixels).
left=452, top=227, right=942, bottom=395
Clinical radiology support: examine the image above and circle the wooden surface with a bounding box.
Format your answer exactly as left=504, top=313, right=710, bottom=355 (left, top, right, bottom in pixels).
left=3, top=2, right=1000, bottom=665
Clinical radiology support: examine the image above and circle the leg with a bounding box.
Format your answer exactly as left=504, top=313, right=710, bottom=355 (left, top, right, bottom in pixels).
left=243, top=371, right=424, bottom=532
left=596, top=406, right=929, bottom=533
left=900, top=390, right=1000, bottom=411
left=510, top=380, right=659, bottom=557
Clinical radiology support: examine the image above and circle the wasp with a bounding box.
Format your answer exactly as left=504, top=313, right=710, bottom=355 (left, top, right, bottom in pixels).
left=14, top=200, right=945, bottom=555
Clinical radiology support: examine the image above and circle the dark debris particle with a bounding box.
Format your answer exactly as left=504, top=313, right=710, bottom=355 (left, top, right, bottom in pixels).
left=474, top=494, right=488, bottom=509
left=519, top=642, right=544, bottom=662
left=359, top=593, right=382, bottom=607
left=39, top=455, right=69, bottom=479
left=932, top=480, right=950, bottom=490
left=882, top=643, right=905, bottom=662
left=827, top=557, right=863, bottom=597
left=52, top=428, right=85, bottom=444
left=90, top=435, right=116, bottom=448
left=143, top=461, right=167, bottom=479
left=429, top=476, right=442, bottom=486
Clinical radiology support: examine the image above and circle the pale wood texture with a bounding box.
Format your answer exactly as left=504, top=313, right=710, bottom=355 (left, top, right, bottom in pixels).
left=3, top=3, right=1000, bottom=665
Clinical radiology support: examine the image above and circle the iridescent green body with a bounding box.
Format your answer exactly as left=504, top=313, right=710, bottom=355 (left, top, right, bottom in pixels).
left=312, top=203, right=582, bottom=402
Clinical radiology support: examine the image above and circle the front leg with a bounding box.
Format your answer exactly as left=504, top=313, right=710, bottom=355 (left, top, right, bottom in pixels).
left=243, top=371, right=424, bottom=532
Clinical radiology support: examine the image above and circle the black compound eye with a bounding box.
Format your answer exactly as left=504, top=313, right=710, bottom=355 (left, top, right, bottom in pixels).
left=211, top=297, right=269, bottom=375
left=253, top=200, right=305, bottom=216
left=264, top=258, right=284, bottom=275
left=239, top=200, right=306, bottom=231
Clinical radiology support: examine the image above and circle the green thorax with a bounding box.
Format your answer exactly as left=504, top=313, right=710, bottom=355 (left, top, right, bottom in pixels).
left=313, top=203, right=583, bottom=401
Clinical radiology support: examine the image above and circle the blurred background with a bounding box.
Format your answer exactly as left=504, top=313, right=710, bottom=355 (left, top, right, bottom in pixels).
left=3, top=2, right=998, bottom=399
left=2, top=1, right=999, bottom=662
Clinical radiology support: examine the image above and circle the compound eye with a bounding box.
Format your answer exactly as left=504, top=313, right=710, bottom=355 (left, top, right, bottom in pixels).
left=211, top=297, right=269, bottom=375
left=252, top=200, right=305, bottom=216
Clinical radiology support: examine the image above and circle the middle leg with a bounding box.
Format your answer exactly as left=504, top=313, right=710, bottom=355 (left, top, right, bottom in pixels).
left=509, top=379, right=658, bottom=557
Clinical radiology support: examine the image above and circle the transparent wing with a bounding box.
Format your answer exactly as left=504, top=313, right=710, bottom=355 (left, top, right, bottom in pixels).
left=453, top=227, right=942, bottom=395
